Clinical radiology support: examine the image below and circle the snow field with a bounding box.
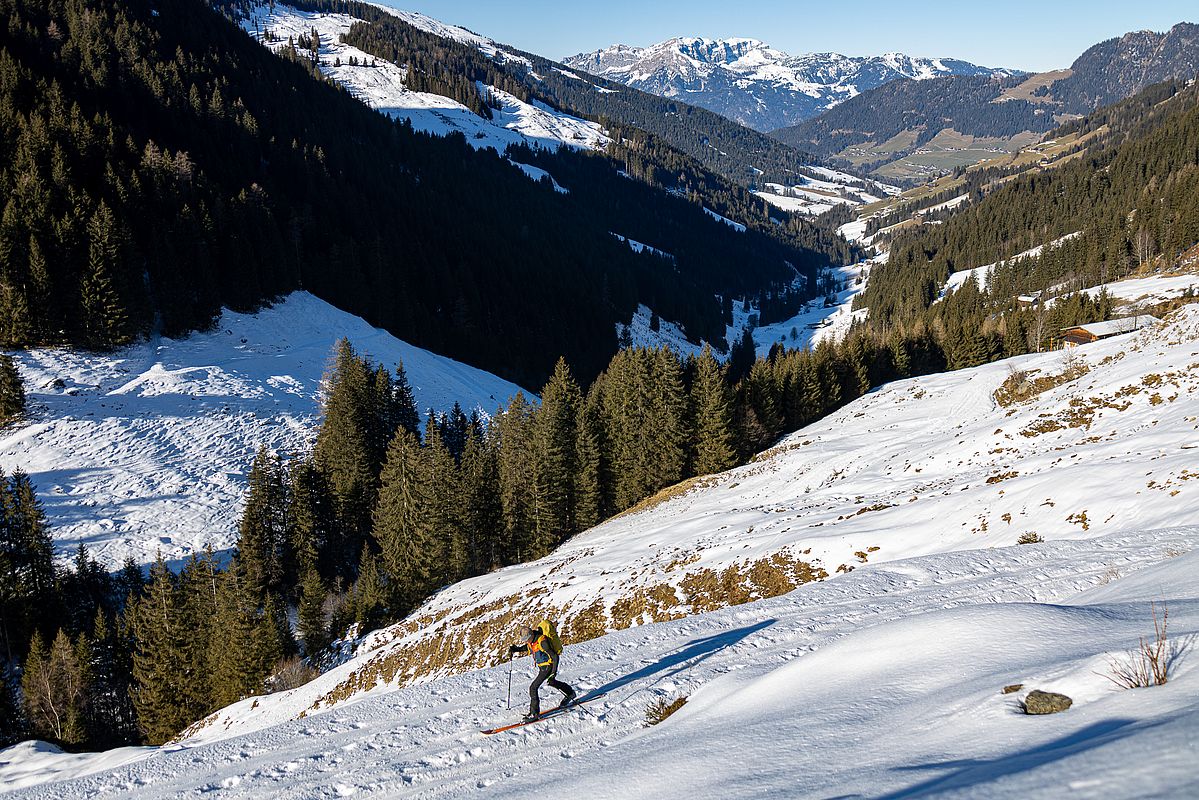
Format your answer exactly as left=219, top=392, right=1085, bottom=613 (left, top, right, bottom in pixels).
left=6, top=530, right=1197, bottom=797
left=0, top=292, right=525, bottom=569
left=169, top=305, right=1199, bottom=751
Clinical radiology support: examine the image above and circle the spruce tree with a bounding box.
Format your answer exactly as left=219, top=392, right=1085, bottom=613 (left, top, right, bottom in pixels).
left=691, top=346, right=736, bottom=476
left=314, top=340, right=376, bottom=577
left=80, top=203, right=130, bottom=349
left=237, top=447, right=289, bottom=598
left=297, top=565, right=329, bottom=657
left=287, top=456, right=335, bottom=586
left=353, top=543, right=387, bottom=631
left=573, top=384, right=607, bottom=531
left=531, top=357, right=581, bottom=553
left=424, top=421, right=466, bottom=585
left=459, top=427, right=502, bottom=574
left=207, top=565, right=264, bottom=710
left=391, top=361, right=421, bottom=438
left=130, top=555, right=191, bottom=745
left=0, top=354, right=25, bottom=423
left=371, top=428, right=433, bottom=616
left=495, top=393, right=535, bottom=562
left=84, top=609, right=138, bottom=748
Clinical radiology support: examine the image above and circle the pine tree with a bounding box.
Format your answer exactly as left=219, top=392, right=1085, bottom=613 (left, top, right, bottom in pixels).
left=424, top=421, right=465, bottom=585
left=531, top=357, right=581, bottom=553
left=237, top=447, right=289, bottom=598
left=130, top=555, right=191, bottom=745
left=297, top=565, right=329, bottom=656
left=80, top=203, right=130, bottom=349
left=372, top=428, right=433, bottom=615
left=691, top=346, right=736, bottom=475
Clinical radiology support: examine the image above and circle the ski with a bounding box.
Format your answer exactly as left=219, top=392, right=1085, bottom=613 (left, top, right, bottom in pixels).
left=481, top=693, right=605, bottom=734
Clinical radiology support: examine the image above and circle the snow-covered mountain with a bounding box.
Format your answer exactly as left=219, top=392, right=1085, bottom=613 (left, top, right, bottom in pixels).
left=0, top=293, right=526, bottom=570
left=7, top=305, right=1199, bottom=797
left=563, top=38, right=1018, bottom=131
left=243, top=5, right=608, bottom=162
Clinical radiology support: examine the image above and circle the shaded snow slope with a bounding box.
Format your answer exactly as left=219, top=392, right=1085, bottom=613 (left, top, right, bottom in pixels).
left=173, top=305, right=1199, bottom=747
left=0, top=292, right=525, bottom=569
left=6, top=530, right=1196, bottom=797
left=243, top=5, right=607, bottom=160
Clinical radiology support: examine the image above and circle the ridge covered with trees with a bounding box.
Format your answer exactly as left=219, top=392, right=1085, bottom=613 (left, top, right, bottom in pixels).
left=854, top=79, right=1199, bottom=368
left=0, top=0, right=848, bottom=390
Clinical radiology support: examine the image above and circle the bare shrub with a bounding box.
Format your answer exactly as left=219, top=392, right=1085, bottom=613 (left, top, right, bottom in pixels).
left=1017, top=531, right=1044, bottom=545
left=645, top=695, right=687, bottom=725
left=1105, top=603, right=1185, bottom=688
left=268, top=656, right=321, bottom=693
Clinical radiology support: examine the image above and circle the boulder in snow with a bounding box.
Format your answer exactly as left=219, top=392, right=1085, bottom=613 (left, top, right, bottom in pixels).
left=1022, top=689, right=1072, bottom=714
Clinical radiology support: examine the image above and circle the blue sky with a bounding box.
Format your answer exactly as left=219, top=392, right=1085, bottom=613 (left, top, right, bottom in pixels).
left=380, top=1, right=1195, bottom=72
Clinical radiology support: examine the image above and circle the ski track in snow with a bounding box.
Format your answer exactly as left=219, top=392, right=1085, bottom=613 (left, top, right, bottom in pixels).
left=0, top=293, right=526, bottom=570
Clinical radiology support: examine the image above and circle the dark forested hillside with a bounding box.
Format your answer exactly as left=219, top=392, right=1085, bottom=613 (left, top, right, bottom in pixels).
left=773, top=74, right=1052, bottom=159
left=262, top=0, right=822, bottom=187
left=1045, top=22, right=1199, bottom=112
left=773, top=21, right=1199, bottom=181
left=0, top=0, right=845, bottom=387
left=853, top=79, right=1199, bottom=366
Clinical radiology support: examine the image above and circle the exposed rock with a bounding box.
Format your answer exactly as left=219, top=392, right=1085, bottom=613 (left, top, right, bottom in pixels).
left=1002, top=683, right=1024, bottom=694
left=1023, top=690, right=1072, bottom=714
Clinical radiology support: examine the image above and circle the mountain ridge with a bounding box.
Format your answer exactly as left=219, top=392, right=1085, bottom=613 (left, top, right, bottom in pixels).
left=771, top=21, right=1199, bottom=182
left=564, top=36, right=1018, bottom=131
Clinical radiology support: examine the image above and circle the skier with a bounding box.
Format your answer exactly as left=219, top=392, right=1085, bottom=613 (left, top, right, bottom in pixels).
left=508, top=622, right=575, bottom=721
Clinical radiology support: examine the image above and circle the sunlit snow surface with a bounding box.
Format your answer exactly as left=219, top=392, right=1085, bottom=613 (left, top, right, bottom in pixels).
left=0, top=293, right=525, bottom=570
left=6, top=308, right=1197, bottom=797
left=242, top=5, right=608, bottom=157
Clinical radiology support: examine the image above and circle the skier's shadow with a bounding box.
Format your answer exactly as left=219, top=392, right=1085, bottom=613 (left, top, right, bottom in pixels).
left=581, top=618, right=776, bottom=702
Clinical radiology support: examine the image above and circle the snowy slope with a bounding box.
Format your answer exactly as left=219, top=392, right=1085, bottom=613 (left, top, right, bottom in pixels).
left=155, top=304, right=1199, bottom=748
left=564, top=38, right=1017, bottom=132
left=6, top=530, right=1196, bottom=797
left=243, top=5, right=607, bottom=160
left=0, top=293, right=525, bottom=569
left=6, top=306, right=1199, bottom=797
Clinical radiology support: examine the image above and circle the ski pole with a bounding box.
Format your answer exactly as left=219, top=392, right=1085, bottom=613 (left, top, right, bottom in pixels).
left=506, top=655, right=513, bottom=710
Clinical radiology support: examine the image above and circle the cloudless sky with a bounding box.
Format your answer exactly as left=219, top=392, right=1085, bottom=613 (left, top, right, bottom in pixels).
left=379, top=1, right=1195, bottom=72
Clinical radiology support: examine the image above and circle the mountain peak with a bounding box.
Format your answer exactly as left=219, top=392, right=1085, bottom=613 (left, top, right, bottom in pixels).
left=563, top=38, right=1017, bottom=131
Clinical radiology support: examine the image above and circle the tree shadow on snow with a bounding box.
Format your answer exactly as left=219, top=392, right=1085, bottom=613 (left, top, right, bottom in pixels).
left=583, top=619, right=776, bottom=706
left=870, top=717, right=1160, bottom=799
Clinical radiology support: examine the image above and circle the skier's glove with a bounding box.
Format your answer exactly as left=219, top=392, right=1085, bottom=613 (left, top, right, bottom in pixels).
left=508, top=644, right=521, bottom=655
